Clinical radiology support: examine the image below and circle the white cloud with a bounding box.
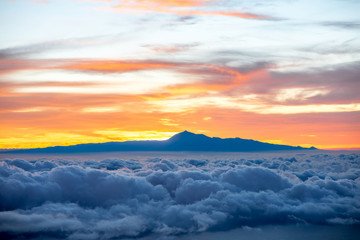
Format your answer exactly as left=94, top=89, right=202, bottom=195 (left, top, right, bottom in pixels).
left=151, top=96, right=360, bottom=114
left=275, top=87, right=330, bottom=102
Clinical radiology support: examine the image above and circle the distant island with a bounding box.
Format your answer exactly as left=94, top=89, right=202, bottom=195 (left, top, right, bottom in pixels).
left=1, top=131, right=317, bottom=153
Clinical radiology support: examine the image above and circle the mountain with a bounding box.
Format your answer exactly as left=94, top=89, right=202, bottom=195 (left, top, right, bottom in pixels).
left=1, top=131, right=316, bottom=153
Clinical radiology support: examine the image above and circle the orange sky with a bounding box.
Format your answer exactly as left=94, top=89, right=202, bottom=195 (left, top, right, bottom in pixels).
left=1, top=58, right=359, bottom=149
left=1, top=0, right=360, bottom=149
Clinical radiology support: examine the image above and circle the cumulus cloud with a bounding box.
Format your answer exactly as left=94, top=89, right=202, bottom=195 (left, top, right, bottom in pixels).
left=0, top=152, right=359, bottom=239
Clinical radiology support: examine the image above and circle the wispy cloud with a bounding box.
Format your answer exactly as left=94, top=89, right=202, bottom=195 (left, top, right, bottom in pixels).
left=0, top=59, right=51, bottom=75
left=144, top=43, right=199, bottom=53
left=322, top=21, right=360, bottom=29
left=30, top=0, right=49, bottom=4
left=94, top=0, right=275, bottom=19
left=61, top=60, right=176, bottom=73
left=0, top=36, right=114, bottom=59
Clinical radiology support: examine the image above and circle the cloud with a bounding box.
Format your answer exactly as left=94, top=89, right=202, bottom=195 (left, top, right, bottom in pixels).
left=144, top=43, right=200, bottom=53
left=2, top=55, right=359, bottom=107
left=31, top=0, right=49, bottom=4
left=61, top=60, right=176, bottom=73
left=223, top=60, right=360, bottom=106
left=322, top=21, right=360, bottom=29
left=2, top=58, right=260, bottom=97
left=1, top=152, right=359, bottom=238
left=0, top=58, right=177, bottom=76
left=0, top=36, right=110, bottom=60
left=0, top=59, right=49, bottom=75
left=93, top=0, right=275, bottom=19
left=221, top=167, right=292, bottom=191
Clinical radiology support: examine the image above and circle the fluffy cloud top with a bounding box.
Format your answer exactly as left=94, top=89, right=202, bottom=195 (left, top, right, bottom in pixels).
left=0, top=151, right=359, bottom=239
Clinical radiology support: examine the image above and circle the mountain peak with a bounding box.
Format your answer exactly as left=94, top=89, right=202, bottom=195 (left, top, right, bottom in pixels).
left=173, top=130, right=196, bottom=136
left=179, top=130, right=194, bottom=135
left=168, top=131, right=208, bottom=142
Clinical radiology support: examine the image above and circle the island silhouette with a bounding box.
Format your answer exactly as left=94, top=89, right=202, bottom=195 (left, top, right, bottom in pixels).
left=2, top=131, right=316, bottom=153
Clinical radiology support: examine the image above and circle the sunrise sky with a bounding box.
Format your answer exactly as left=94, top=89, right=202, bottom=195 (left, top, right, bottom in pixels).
left=0, top=0, right=359, bottom=149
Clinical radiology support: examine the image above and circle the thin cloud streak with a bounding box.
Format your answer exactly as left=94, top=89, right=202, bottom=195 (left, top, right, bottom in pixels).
left=61, top=60, right=176, bottom=72
left=95, top=0, right=275, bottom=19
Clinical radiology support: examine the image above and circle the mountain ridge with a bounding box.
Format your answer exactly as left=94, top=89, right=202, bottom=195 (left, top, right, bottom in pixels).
left=1, top=131, right=317, bottom=153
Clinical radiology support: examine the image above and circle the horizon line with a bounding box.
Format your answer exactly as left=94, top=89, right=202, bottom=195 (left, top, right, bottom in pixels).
left=0, top=130, right=331, bottom=151
left=2, top=131, right=359, bottom=151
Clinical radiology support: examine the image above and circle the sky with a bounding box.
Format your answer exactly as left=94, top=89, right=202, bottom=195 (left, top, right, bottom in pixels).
left=0, top=0, right=360, bottom=149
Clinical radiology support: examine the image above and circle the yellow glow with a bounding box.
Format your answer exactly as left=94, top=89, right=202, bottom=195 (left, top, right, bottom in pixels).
left=0, top=130, right=179, bottom=149
left=93, top=130, right=178, bottom=141
left=0, top=133, right=109, bottom=149
left=317, top=144, right=360, bottom=150
left=263, top=139, right=285, bottom=145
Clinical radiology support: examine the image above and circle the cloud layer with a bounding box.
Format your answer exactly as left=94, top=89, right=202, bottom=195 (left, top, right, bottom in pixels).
left=1, top=151, right=359, bottom=239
